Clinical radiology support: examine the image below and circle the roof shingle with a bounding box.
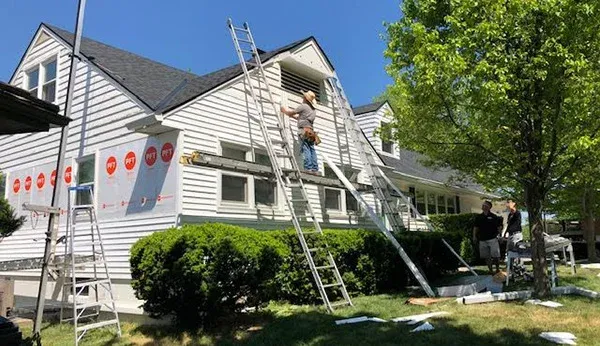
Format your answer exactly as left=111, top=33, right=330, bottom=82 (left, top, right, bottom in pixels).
left=44, top=23, right=313, bottom=113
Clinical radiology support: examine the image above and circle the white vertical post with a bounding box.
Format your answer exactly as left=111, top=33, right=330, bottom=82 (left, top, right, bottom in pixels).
left=33, top=0, right=87, bottom=340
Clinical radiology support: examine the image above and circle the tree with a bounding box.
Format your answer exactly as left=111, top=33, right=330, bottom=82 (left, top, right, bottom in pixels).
left=384, top=0, right=600, bottom=296
left=547, top=145, right=600, bottom=262
left=0, top=172, right=26, bottom=239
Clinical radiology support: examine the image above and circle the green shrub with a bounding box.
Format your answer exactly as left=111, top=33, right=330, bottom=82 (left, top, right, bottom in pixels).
left=130, top=223, right=462, bottom=326
left=429, top=213, right=479, bottom=263
left=0, top=198, right=26, bottom=238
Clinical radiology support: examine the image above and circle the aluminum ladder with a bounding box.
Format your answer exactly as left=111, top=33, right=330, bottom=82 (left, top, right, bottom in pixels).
left=59, top=186, right=121, bottom=345
left=327, top=77, right=476, bottom=296
left=227, top=19, right=352, bottom=312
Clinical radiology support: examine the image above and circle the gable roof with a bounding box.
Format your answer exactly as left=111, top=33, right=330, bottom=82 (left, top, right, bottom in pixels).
left=352, top=100, right=388, bottom=115
left=42, top=23, right=316, bottom=113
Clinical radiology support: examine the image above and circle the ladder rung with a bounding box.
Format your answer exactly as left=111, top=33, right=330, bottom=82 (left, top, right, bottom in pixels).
left=302, top=231, right=321, bottom=235
left=271, top=139, right=287, bottom=146
left=277, top=154, right=293, bottom=159
left=232, top=26, right=249, bottom=33
left=240, top=49, right=255, bottom=54
left=237, top=38, right=252, bottom=44
left=76, top=319, right=119, bottom=333
left=245, top=61, right=258, bottom=67
left=65, top=278, right=111, bottom=288
left=286, top=183, right=302, bottom=188
left=315, top=265, right=335, bottom=270
left=330, top=300, right=352, bottom=307
left=322, top=282, right=343, bottom=288
left=308, top=248, right=321, bottom=252
left=75, top=299, right=115, bottom=310
left=291, top=198, right=307, bottom=202
left=267, top=126, right=282, bottom=131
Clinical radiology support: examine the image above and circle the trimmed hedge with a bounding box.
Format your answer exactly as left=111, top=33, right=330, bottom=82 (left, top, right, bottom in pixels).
left=429, top=213, right=478, bottom=263
left=130, top=223, right=462, bottom=326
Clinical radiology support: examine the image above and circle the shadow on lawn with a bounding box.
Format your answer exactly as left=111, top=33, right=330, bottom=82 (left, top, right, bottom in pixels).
left=130, top=310, right=549, bottom=346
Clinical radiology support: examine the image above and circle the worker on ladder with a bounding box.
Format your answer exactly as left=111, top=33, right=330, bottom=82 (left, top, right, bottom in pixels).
left=280, top=90, right=320, bottom=174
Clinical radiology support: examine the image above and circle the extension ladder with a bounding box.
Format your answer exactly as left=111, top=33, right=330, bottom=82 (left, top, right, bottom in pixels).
left=227, top=19, right=352, bottom=312
left=59, top=186, right=121, bottom=345
left=325, top=77, right=477, bottom=296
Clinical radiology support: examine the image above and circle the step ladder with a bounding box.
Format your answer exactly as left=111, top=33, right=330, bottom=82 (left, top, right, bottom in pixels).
left=227, top=19, right=352, bottom=312
left=59, top=186, right=121, bottom=345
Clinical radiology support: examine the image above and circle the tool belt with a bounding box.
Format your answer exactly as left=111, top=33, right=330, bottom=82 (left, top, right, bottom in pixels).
left=301, top=127, right=321, bottom=145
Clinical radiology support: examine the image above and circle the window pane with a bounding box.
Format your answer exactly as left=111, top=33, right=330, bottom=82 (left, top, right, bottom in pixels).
left=222, top=175, right=247, bottom=202
left=255, top=152, right=271, bottom=166
left=416, top=191, right=426, bottom=215
left=75, top=185, right=94, bottom=205
left=324, top=167, right=336, bottom=179
left=29, top=88, right=38, bottom=98
left=437, top=195, right=446, bottom=214
left=325, top=189, right=341, bottom=210
left=255, top=178, right=276, bottom=205
left=345, top=191, right=358, bottom=212
left=44, top=60, right=57, bottom=81
left=27, top=69, right=39, bottom=90
left=447, top=196, right=455, bottom=214
left=427, top=193, right=437, bottom=214
left=382, top=141, right=393, bottom=153
left=42, top=81, right=56, bottom=103
left=77, top=158, right=95, bottom=184
left=222, top=146, right=246, bottom=161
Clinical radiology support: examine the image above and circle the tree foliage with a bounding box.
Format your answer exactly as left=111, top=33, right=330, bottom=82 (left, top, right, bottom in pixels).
left=384, top=0, right=600, bottom=295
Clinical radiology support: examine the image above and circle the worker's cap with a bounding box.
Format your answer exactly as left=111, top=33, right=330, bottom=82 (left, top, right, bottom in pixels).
left=301, top=90, right=317, bottom=107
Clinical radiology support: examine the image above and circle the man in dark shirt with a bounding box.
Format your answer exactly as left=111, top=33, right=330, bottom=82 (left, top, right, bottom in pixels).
left=473, top=201, right=503, bottom=273
left=502, top=199, right=523, bottom=251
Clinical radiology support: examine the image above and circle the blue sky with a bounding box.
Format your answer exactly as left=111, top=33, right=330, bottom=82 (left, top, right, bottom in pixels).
left=0, top=0, right=401, bottom=106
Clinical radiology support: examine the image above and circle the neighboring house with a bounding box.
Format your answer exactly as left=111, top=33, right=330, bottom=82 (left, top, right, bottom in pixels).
left=353, top=100, right=501, bottom=226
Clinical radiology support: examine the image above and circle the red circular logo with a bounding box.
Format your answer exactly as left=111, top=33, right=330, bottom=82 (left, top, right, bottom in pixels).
left=106, top=156, right=117, bottom=176
left=13, top=179, right=20, bottom=194
left=51, top=170, right=57, bottom=186
left=145, top=146, right=157, bottom=167
left=125, top=151, right=136, bottom=171
left=64, top=166, right=72, bottom=184
left=161, top=143, right=174, bottom=163
left=37, top=173, right=45, bottom=189
left=25, top=176, right=32, bottom=191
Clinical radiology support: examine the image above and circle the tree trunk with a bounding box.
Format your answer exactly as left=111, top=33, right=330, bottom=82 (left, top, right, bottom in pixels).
left=525, top=183, right=550, bottom=297
left=583, top=186, right=598, bottom=263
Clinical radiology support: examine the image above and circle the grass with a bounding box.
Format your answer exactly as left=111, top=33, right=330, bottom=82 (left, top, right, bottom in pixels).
left=17, top=266, right=600, bottom=346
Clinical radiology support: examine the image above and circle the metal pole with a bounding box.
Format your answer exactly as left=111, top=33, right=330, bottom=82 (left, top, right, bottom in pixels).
left=33, top=0, right=87, bottom=340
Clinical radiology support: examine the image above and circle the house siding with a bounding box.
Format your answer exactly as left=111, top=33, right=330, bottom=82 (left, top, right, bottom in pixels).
left=0, top=30, right=179, bottom=313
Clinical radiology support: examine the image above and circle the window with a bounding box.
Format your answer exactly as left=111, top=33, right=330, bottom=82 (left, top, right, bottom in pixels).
left=222, top=146, right=247, bottom=161
left=222, top=175, right=247, bottom=202
left=325, top=188, right=342, bottom=210
left=26, top=58, right=57, bottom=103
left=255, top=178, right=276, bottom=205
left=447, top=196, right=456, bottom=214
left=427, top=192, right=437, bottom=214
left=0, top=173, right=5, bottom=197
left=437, top=194, right=447, bottom=214
left=76, top=156, right=95, bottom=205
left=381, top=125, right=394, bottom=154
left=281, top=68, right=321, bottom=103
left=254, top=152, right=271, bottom=166
left=416, top=191, right=426, bottom=215
left=345, top=191, right=359, bottom=212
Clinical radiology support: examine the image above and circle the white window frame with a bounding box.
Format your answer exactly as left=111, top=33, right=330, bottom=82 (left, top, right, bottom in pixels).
left=380, top=121, right=395, bottom=156
left=218, top=142, right=281, bottom=210
left=24, top=55, right=58, bottom=103
left=75, top=154, right=96, bottom=205
left=324, top=187, right=344, bottom=213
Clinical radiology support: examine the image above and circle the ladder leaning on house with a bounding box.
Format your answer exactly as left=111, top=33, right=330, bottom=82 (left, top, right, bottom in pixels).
left=324, top=77, right=477, bottom=282
left=226, top=19, right=352, bottom=312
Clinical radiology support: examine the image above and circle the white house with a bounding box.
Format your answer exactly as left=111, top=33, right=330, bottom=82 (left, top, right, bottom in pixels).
left=0, top=23, right=495, bottom=315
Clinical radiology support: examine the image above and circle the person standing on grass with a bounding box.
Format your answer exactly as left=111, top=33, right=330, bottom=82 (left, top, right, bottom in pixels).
left=280, top=90, right=319, bottom=174
left=473, top=201, right=503, bottom=274
left=503, top=199, right=523, bottom=251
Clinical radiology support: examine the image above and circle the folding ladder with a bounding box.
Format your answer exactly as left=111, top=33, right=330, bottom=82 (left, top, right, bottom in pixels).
left=59, top=186, right=121, bottom=345
left=227, top=19, right=352, bottom=312
left=325, top=77, right=477, bottom=296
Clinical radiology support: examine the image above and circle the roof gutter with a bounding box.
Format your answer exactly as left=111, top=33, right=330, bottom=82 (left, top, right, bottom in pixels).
left=386, top=169, right=498, bottom=198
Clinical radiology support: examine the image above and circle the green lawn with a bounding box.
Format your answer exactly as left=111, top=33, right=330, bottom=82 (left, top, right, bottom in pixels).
left=18, top=266, right=600, bottom=346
